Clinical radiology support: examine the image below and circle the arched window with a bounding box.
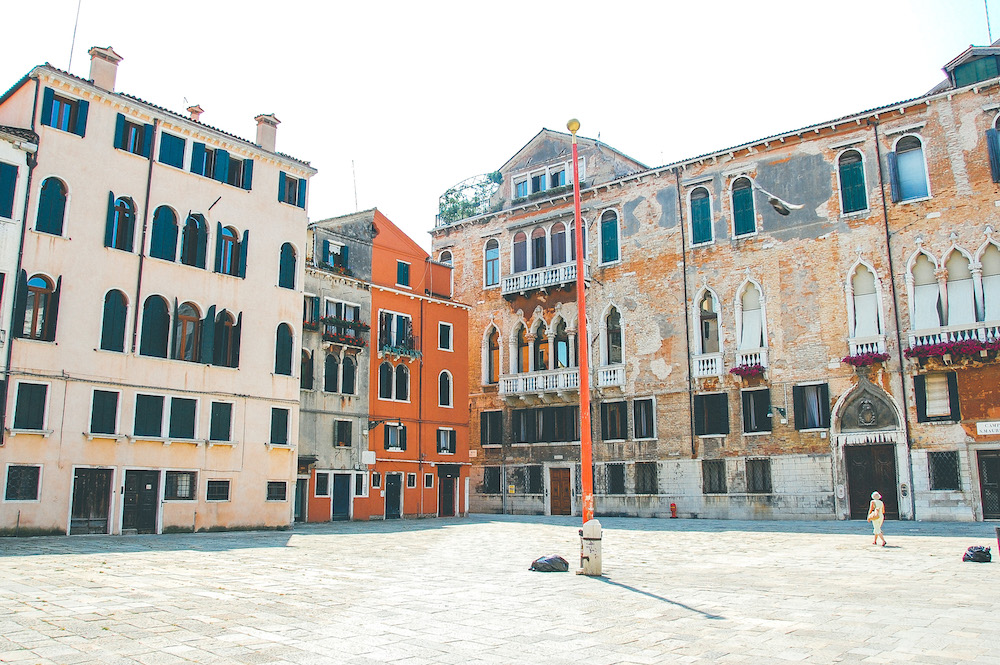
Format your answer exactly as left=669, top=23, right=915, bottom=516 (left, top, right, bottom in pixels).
left=699, top=293, right=719, bottom=353
left=911, top=254, right=941, bottom=329
left=24, top=275, right=55, bottom=340
left=983, top=244, right=1000, bottom=322
left=513, top=232, right=527, bottom=273
left=600, top=210, right=619, bottom=264
left=533, top=322, right=548, bottom=371
left=325, top=355, right=340, bottom=393
left=732, top=178, right=755, bottom=236
left=174, top=302, right=202, bottom=362
left=439, top=250, right=452, bottom=265
left=107, top=196, right=135, bottom=252
left=739, top=285, right=765, bottom=350
left=278, top=243, right=296, bottom=289
left=690, top=187, right=712, bottom=245
left=516, top=324, right=529, bottom=373
left=36, top=177, right=67, bottom=236
left=140, top=296, right=170, bottom=357
left=945, top=252, right=975, bottom=326
left=484, top=239, right=500, bottom=286
left=100, top=290, right=128, bottom=352
left=213, top=311, right=239, bottom=367
left=551, top=222, right=567, bottom=265
left=180, top=214, right=207, bottom=268
left=570, top=221, right=587, bottom=260
left=893, top=136, right=929, bottom=201
left=851, top=266, right=881, bottom=338
left=274, top=323, right=293, bottom=375
left=301, top=350, right=313, bottom=390
left=342, top=356, right=356, bottom=395
left=605, top=307, right=623, bottom=365
left=217, top=226, right=239, bottom=276
left=486, top=327, right=500, bottom=384
left=439, top=371, right=452, bottom=407
left=150, top=206, right=178, bottom=261
left=554, top=320, right=571, bottom=368
left=838, top=150, right=867, bottom=213
left=378, top=362, right=393, bottom=399
left=531, top=227, right=547, bottom=269
left=395, top=364, right=409, bottom=401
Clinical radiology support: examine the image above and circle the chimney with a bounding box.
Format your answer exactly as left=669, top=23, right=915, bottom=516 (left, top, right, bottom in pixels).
left=255, top=113, right=280, bottom=152
left=88, top=46, right=123, bottom=91
left=187, top=105, right=204, bottom=122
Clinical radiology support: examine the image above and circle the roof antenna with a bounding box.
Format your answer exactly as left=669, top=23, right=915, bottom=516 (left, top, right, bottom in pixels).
left=352, top=160, right=359, bottom=212
left=988, top=0, right=994, bottom=43
left=67, top=0, right=83, bottom=72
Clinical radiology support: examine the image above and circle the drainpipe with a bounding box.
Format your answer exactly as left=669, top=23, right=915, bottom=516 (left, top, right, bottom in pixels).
left=674, top=168, right=697, bottom=458
left=130, top=119, right=159, bottom=353
left=418, top=292, right=425, bottom=517
left=1, top=76, right=41, bottom=442
left=870, top=118, right=916, bottom=520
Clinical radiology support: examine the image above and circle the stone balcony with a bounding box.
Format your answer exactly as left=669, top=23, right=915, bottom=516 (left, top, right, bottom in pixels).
left=734, top=347, right=769, bottom=369
left=597, top=364, right=625, bottom=389
left=848, top=334, right=886, bottom=356
left=501, top=262, right=589, bottom=298
left=908, top=321, right=1000, bottom=348
left=500, top=367, right=579, bottom=403
left=693, top=352, right=723, bottom=378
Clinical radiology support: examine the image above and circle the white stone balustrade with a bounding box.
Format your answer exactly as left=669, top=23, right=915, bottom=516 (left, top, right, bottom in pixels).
left=500, top=367, right=580, bottom=396
left=693, top=353, right=723, bottom=377
left=735, top=347, right=769, bottom=368
left=501, top=262, right=589, bottom=296
left=597, top=364, right=625, bottom=388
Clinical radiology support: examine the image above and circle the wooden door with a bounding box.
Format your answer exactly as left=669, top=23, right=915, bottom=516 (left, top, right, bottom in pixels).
left=332, top=474, right=351, bottom=520
left=70, top=468, right=112, bottom=535
left=122, top=470, right=159, bottom=534
left=385, top=473, right=402, bottom=519
left=294, top=478, right=308, bottom=522
left=846, top=444, right=899, bottom=519
left=439, top=477, right=455, bottom=517
left=978, top=451, right=1000, bottom=520
left=549, top=468, right=571, bottom=516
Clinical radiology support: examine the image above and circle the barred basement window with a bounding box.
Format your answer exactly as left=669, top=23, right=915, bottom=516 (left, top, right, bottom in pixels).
left=164, top=471, right=196, bottom=500
left=371, top=472, right=381, bottom=489
left=406, top=473, right=417, bottom=489
left=929, top=451, right=961, bottom=490
left=206, top=480, right=230, bottom=501
left=527, top=465, right=543, bottom=494
left=481, top=411, right=502, bottom=445
left=746, top=458, right=772, bottom=493
left=424, top=473, right=434, bottom=489
left=483, top=466, right=501, bottom=494
left=4, top=465, right=40, bottom=501
left=606, top=463, right=625, bottom=495
left=315, top=472, right=330, bottom=497
left=703, top=459, right=727, bottom=494
left=634, top=462, right=658, bottom=495
left=266, top=481, right=287, bottom=501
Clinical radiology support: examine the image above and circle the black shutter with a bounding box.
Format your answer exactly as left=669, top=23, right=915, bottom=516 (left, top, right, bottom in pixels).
left=232, top=312, right=242, bottom=368
left=45, top=276, right=61, bottom=342
left=238, top=230, right=249, bottom=278
left=200, top=305, right=216, bottom=364
left=711, top=393, right=730, bottom=435
left=792, top=385, right=806, bottom=430
left=947, top=372, right=961, bottom=421
left=11, top=269, right=27, bottom=339
left=693, top=395, right=705, bottom=436
left=886, top=152, right=901, bottom=203
left=399, top=425, right=407, bottom=451
left=987, top=129, right=1000, bottom=183
left=600, top=403, right=609, bottom=440
left=141, top=124, right=154, bottom=158
left=914, top=375, right=927, bottom=422
left=756, top=390, right=771, bottom=431
left=196, top=219, right=207, bottom=268
left=383, top=425, right=390, bottom=450
left=242, top=159, right=253, bottom=190
left=480, top=414, right=488, bottom=445
left=322, top=239, right=330, bottom=264
left=214, top=222, right=224, bottom=272
left=819, top=383, right=831, bottom=428
left=74, top=100, right=89, bottom=137
left=104, top=191, right=116, bottom=248
left=171, top=298, right=179, bottom=359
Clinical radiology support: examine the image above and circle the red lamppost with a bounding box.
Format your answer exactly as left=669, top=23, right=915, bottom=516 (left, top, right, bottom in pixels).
left=568, top=118, right=594, bottom=525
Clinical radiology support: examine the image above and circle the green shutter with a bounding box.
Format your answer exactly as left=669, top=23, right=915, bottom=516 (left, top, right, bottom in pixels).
left=732, top=186, right=755, bottom=236
left=601, top=218, right=618, bottom=263
left=213, top=149, right=229, bottom=182
left=11, top=270, right=27, bottom=339
left=840, top=160, right=867, bottom=213
left=200, top=305, right=216, bottom=364
left=214, top=222, right=224, bottom=272
left=914, top=375, right=927, bottom=422
left=74, top=100, right=88, bottom=137
left=278, top=172, right=286, bottom=203
left=987, top=129, right=1000, bottom=184
left=40, top=88, right=54, bottom=127
left=297, top=178, right=307, bottom=209
left=190, top=143, right=206, bottom=175
left=45, top=276, right=61, bottom=342
left=104, top=191, right=116, bottom=247
left=141, top=124, right=154, bottom=158
left=237, top=230, right=249, bottom=278
left=691, top=196, right=712, bottom=244
left=242, top=159, right=253, bottom=190
left=113, top=114, right=125, bottom=150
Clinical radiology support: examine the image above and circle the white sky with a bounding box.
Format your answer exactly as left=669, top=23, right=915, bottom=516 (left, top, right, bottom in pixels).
left=0, top=1, right=992, bottom=251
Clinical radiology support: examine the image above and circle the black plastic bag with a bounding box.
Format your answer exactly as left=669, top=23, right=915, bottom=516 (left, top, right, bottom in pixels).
left=962, top=546, right=991, bottom=563
left=530, top=554, right=569, bottom=572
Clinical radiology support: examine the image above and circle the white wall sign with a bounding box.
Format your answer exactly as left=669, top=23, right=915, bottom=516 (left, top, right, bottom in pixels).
left=976, top=421, right=1000, bottom=436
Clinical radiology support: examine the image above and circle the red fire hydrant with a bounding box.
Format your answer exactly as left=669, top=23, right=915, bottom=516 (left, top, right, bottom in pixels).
left=670, top=502, right=678, bottom=519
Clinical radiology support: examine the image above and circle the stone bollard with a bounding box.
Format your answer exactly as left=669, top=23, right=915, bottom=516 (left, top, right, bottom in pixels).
left=578, top=518, right=602, bottom=576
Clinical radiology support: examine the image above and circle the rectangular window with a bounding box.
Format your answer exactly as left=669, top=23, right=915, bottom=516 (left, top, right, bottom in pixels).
left=530, top=173, right=545, bottom=194
left=437, top=428, right=456, bottom=454
left=315, top=472, right=330, bottom=497
left=514, top=179, right=528, bottom=198
left=209, top=402, right=233, bottom=442
left=189, top=143, right=217, bottom=178
left=168, top=397, right=197, bottom=440
left=206, top=479, right=230, bottom=501
left=304, top=295, right=319, bottom=329
left=635, top=462, right=658, bottom=495
left=481, top=411, right=502, bottom=445
left=601, top=401, right=627, bottom=441
left=513, top=409, right=537, bottom=443
left=607, top=463, right=625, bottom=495
left=371, top=472, right=382, bottom=489
left=929, top=451, right=961, bottom=490
left=158, top=132, right=186, bottom=169
left=335, top=420, right=352, bottom=447
left=41, top=89, right=88, bottom=137
left=13, top=382, right=47, bottom=431
left=955, top=56, right=1000, bottom=87
left=633, top=398, right=655, bottom=439
left=270, top=407, right=289, bottom=445
left=134, top=394, right=164, bottom=437
left=792, top=384, right=831, bottom=430
left=164, top=471, right=196, bottom=500
left=355, top=472, right=367, bottom=496
left=550, top=169, right=566, bottom=188
left=527, top=465, right=543, bottom=494
left=690, top=191, right=713, bottom=245
left=406, top=473, right=417, bottom=489
left=90, top=390, right=119, bottom=435
left=483, top=466, right=501, bottom=494
left=5, top=465, right=40, bottom=501
left=746, top=458, right=772, bottom=493
left=703, top=459, right=727, bottom=494
left=113, top=114, right=152, bottom=157
left=279, top=172, right=306, bottom=208
left=266, top=481, right=287, bottom=501
left=384, top=424, right=406, bottom=450
left=424, top=473, right=434, bottom=489
left=0, top=161, right=17, bottom=220
left=438, top=322, right=453, bottom=351
left=732, top=184, right=755, bottom=236
left=694, top=393, right=730, bottom=436
left=396, top=261, right=410, bottom=287
left=915, top=373, right=960, bottom=422
left=226, top=156, right=248, bottom=188
left=741, top=389, right=772, bottom=434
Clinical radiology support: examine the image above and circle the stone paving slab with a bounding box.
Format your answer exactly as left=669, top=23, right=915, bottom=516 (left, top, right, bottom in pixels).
left=0, top=516, right=997, bottom=664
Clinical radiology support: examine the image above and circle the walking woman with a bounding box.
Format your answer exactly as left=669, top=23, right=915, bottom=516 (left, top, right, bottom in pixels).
left=867, top=491, right=886, bottom=546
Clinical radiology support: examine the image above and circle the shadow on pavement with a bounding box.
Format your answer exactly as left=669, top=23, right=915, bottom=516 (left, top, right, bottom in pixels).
left=594, top=576, right=725, bottom=620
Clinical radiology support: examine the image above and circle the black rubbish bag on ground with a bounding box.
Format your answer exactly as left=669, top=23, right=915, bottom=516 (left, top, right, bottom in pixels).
left=530, top=554, right=569, bottom=572
left=962, top=546, right=991, bottom=563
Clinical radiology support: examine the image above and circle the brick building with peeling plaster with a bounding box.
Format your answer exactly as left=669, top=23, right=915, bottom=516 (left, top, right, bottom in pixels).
left=431, top=42, right=1000, bottom=522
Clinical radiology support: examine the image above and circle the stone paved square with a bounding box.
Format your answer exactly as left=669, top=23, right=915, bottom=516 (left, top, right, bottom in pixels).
left=0, top=516, right=997, bottom=664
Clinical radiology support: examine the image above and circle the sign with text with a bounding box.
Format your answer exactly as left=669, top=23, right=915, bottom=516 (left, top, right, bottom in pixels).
left=976, top=421, right=1000, bottom=436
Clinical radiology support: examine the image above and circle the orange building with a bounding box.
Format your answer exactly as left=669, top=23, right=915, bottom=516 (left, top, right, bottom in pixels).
left=352, top=210, right=470, bottom=519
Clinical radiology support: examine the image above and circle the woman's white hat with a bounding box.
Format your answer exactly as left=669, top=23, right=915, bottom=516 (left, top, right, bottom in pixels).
left=871, top=491, right=882, bottom=499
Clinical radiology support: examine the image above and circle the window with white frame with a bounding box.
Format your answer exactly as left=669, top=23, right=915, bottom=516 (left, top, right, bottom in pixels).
left=945, top=251, right=976, bottom=326
left=438, top=371, right=453, bottom=407
left=731, top=177, right=755, bottom=236
left=850, top=264, right=882, bottom=338
left=89, top=389, right=120, bottom=436
left=793, top=384, right=830, bottom=430
left=384, top=423, right=407, bottom=450
left=5, top=465, right=40, bottom=501
left=511, top=158, right=582, bottom=201
left=741, top=389, right=771, bottom=434
left=406, top=473, right=417, bottom=489
left=378, top=310, right=414, bottom=352
left=633, top=398, right=655, bottom=439
left=599, top=210, right=620, bottom=264
left=484, top=239, right=500, bottom=286
left=315, top=472, right=330, bottom=497
left=698, top=292, right=720, bottom=354
left=165, top=471, right=196, bottom=500
left=512, top=232, right=527, bottom=273
left=911, top=253, right=942, bottom=330
left=530, top=227, right=547, bottom=269
left=437, top=428, right=456, bottom=454
left=738, top=283, right=765, bottom=350
left=424, top=473, right=434, bottom=489
left=604, top=307, right=623, bottom=365
left=838, top=149, right=868, bottom=213
left=371, top=471, right=382, bottom=489
left=890, top=135, right=929, bottom=202
left=438, top=322, right=453, bottom=351
left=690, top=186, right=713, bottom=245
left=983, top=243, right=1000, bottom=322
